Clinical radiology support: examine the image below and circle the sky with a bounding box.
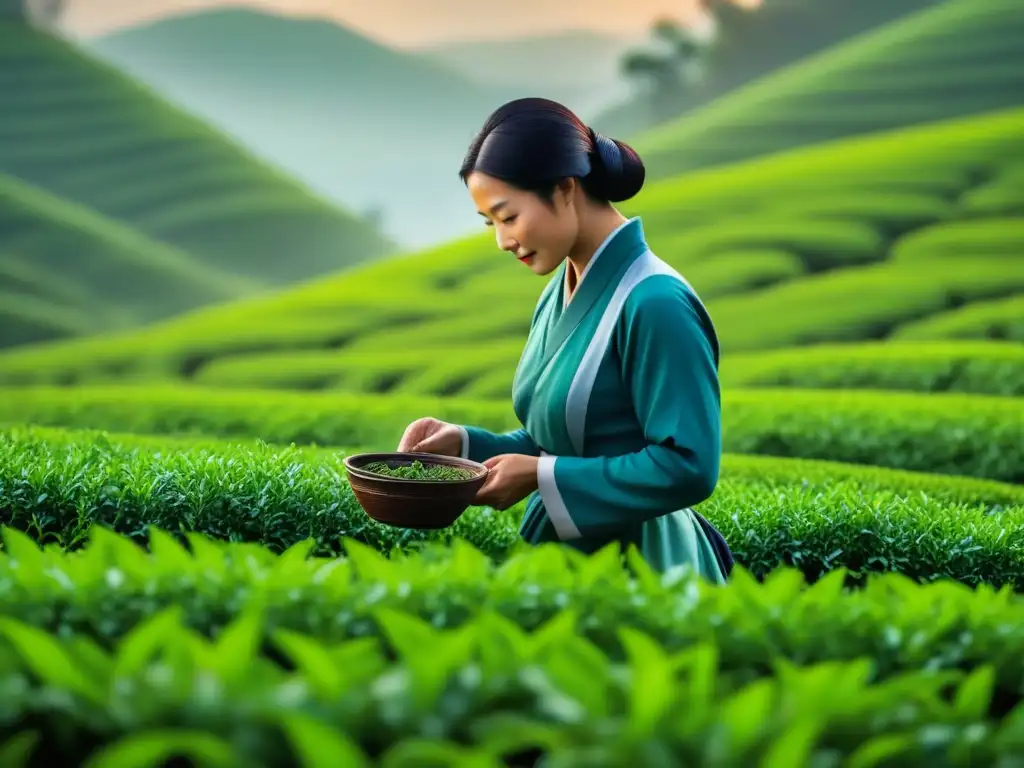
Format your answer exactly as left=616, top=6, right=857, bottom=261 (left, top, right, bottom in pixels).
left=63, top=0, right=758, bottom=46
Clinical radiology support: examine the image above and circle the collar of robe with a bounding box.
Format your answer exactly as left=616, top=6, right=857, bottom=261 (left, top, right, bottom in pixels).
left=545, top=215, right=647, bottom=360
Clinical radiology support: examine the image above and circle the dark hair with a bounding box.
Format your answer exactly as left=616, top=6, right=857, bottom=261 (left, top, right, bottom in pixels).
left=459, top=97, right=645, bottom=204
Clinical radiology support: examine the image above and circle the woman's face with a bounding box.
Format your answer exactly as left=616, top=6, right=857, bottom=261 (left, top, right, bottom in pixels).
left=467, top=171, right=579, bottom=276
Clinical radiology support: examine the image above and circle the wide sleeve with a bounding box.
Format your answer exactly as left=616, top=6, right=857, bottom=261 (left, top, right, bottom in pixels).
left=536, top=279, right=721, bottom=541
left=456, top=425, right=540, bottom=463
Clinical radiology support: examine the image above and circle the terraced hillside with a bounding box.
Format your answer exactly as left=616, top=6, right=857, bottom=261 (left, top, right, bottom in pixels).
left=630, top=0, right=1024, bottom=180
left=593, top=0, right=939, bottom=139
left=0, top=107, right=1020, bottom=393
left=0, top=172, right=255, bottom=348
left=0, top=21, right=391, bottom=322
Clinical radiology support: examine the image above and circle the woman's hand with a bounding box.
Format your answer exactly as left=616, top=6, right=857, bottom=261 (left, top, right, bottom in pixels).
left=474, top=453, right=539, bottom=510
left=397, top=417, right=462, bottom=456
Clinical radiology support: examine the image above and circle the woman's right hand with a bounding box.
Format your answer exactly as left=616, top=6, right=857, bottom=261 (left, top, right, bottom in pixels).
left=396, top=417, right=463, bottom=456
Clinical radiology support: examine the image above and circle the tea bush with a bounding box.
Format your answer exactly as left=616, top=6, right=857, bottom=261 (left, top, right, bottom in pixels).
left=0, top=109, right=1021, bottom=388
left=960, top=172, right=1024, bottom=216
left=2, top=426, right=1022, bottom=587
left=720, top=340, right=1024, bottom=396
left=0, top=384, right=1019, bottom=480
left=654, top=217, right=885, bottom=269
left=891, top=217, right=1024, bottom=261
left=702, top=255, right=1024, bottom=352
left=192, top=341, right=526, bottom=394
left=1, top=528, right=1024, bottom=765
left=894, top=294, right=1024, bottom=343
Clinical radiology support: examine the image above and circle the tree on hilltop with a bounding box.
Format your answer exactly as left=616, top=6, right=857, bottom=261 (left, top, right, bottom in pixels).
left=1, top=0, right=66, bottom=29
left=620, top=0, right=753, bottom=122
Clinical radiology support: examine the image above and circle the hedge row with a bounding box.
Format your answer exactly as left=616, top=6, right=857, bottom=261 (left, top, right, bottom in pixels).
left=0, top=383, right=1019, bottom=481
left=894, top=293, right=1024, bottom=343
left=720, top=340, right=1024, bottom=396
left=2, top=426, right=1021, bottom=587
left=1, top=527, right=1023, bottom=765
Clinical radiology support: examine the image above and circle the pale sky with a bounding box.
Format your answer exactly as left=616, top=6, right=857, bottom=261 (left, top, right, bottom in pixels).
left=63, top=0, right=751, bottom=46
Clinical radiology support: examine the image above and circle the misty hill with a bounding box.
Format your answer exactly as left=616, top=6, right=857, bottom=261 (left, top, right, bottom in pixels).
left=414, top=30, right=639, bottom=120
left=0, top=20, right=392, bottom=296
left=594, top=0, right=942, bottom=140
left=87, top=8, right=570, bottom=249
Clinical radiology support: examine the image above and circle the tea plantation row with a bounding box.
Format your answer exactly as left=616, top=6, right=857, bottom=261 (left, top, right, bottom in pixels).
left=0, top=384, right=1019, bottom=482
left=1, top=526, right=1024, bottom=765
left=634, top=0, right=1024, bottom=177
left=2, top=425, right=1022, bottom=588
left=164, top=339, right=1024, bottom=399
left=0, top=107, right=1021, bottom=386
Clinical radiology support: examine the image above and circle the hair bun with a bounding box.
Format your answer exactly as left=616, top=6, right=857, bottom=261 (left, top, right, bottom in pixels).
left=588, top=128, right=645, bottom=203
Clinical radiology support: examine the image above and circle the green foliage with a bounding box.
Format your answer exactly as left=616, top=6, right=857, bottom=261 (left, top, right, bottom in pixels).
left=720, top=389, right=1023, bottom=483
left=0, top=20, right=391, bottom=349
left=0, top=384, right=521, bottom=449
left=894, top=294, right=1024, bottom=342
left=0, top=108, right=1019, bottom=388
left=631, top=0, right=1024, bottom=179
left=0, top=173, right=251, bottom=346
left=720, top=340, right=1024, bottom=396
left=362, top=459, right=474, bottom=481
left=0, top=383, right=1019, bottom=480
left=1, top=528, right=1024, bottom=764
left=960, top=164, right=1024, bottom=215
left=1, top=425, right=1022, bottom=587
left=892, top=217, right=1024, bottom=260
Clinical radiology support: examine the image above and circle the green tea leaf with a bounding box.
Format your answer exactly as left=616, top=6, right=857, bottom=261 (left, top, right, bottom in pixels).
left=280, top=712, right=370, bottom=768
left=623, top=544, right=662, bottom=593
left=758, top=716, right=822, bottom=768
left=474, top=611, right=531, bottom=677
left=67, top=635, right=115, bottom=684
left=0, top=617, right=105, bottom=707
left=469, top=713, right=569, bottom=755
left=543, top=635, right=612, bottom=721
left=527, top=609, right=579, bottom=658
left=81, top=730, right=236, bottom=768
left=618, top=626, right=674, bottom=739
left=673, top=642, right=718, bottom=717
left=846, top=734, right=918, bottom=768
left=719, top=678, right=776, bottom=755
left=147, top=528, right=195, bottom=572
left=381, top=738, right=501, bottom=768
left=806, top=565, right=847, bottom=603
left=375, top=608, right=475, bottom=711
left=113, top=605, right=184, bottom=681
left=0, top=732, right=39, bottom=768
left=184, top=532, right=226, bottom=573
left=272, top=628, right=346, bottom=700
left=0, top=527, right=43, bottom=568
left=271, top=538, right=316, bottom=578
left=90, top=525, right=152, bottom=581
left=575, top=542, right=624, bottom=588
left=212, top=608, right=264, bottom=683
left=341, top=537, right=391, bottom=582
left=954, top=664, right=995, bottom=721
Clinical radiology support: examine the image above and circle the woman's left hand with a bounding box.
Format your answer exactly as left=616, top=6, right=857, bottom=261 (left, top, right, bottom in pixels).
left=474, top=453, right=539, bottom=510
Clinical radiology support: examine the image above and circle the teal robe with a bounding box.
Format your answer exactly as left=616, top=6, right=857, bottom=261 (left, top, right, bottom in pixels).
left=457, top=216, right=728, bottom=583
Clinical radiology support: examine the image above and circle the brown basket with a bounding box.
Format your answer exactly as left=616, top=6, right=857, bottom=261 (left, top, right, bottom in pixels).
left=342, top=451, right=490, bottom=529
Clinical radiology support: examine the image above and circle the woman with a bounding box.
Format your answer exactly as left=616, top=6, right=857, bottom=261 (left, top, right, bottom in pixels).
left=397, top=97, right=733, bottom=582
